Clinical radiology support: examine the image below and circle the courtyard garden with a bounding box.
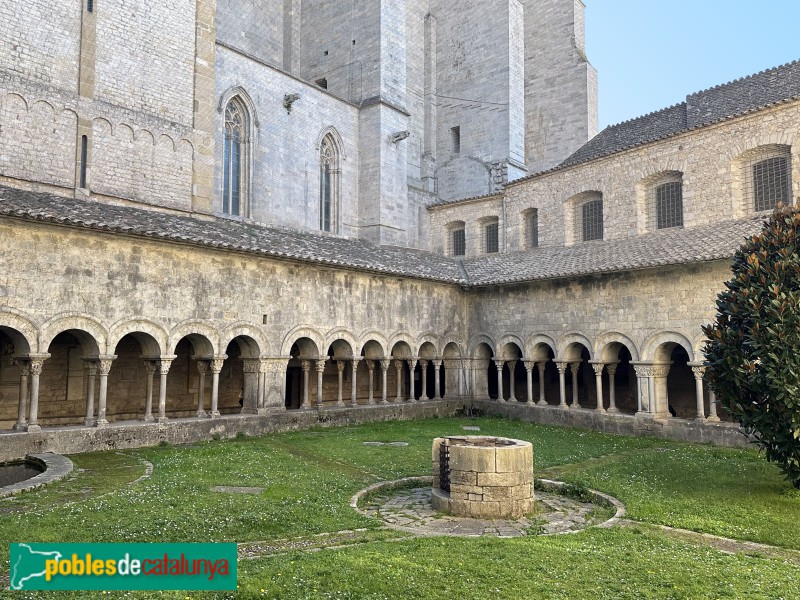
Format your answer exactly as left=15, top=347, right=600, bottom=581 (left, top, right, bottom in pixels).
left=1, top=417, right=799, bottom=599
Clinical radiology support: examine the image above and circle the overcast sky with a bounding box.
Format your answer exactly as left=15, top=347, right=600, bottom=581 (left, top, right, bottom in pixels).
left=584, top=1, right=800, bottom=130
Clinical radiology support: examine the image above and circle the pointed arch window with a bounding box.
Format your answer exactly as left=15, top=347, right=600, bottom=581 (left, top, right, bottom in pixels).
left=223, top=98, right=248, bottom=216
left=319, top=135, right=339, bottom=232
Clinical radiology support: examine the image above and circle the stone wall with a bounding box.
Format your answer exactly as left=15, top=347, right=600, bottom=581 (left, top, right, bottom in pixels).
left=216, top=0, right=284, bottom=67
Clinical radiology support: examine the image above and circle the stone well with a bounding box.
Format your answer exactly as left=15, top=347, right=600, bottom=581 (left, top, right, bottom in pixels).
left=431, top=436, right=534, bottom=519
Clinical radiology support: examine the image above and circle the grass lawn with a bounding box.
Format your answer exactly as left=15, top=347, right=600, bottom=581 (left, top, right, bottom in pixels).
left=1, top=417, right=799, bottom=599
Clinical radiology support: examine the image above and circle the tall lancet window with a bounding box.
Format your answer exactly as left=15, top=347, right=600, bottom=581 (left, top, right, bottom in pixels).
left=223, top=99, right=245, bottom=216
left=319, top=135, right=337, bottom=232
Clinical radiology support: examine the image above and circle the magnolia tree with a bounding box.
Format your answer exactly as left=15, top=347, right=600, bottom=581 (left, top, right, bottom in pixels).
left=704, top=207, right=800, bottom=488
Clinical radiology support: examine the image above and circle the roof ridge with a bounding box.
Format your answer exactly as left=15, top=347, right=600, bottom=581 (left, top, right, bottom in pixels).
left=600, top=101, right=687, bottom=131
left=688, top=58, right=800, bottom=96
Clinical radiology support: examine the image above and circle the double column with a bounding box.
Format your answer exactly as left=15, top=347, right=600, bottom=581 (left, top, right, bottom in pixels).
left=631, top=362, right=670, bottom=418
left=688, top=363, right=720, bottom=422
left=554, top=360, right=582, bottom=409
left=13, top=354, right=50, bottom=433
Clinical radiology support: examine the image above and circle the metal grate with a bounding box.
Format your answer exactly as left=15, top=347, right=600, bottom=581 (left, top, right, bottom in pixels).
left=439, top=442, right=450, bottom=493
left=581, top=198, right=603, bottom=241
left=485, top=221, right=499, bottom=253
left=451, top=228, right=465, bottom=256
left=526, top=209, right=538, bottom=248
left=656, top=181, right=683, bottom=229
left=752, top=155, right=790, bottom=212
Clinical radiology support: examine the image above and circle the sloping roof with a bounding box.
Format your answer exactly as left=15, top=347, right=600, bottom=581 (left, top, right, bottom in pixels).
left=557, top=59, right=800, bottom=170
left=0, top=186, right=465, bottom=284
left=0, top=185, right=762, bottom=288
left=460, top=217, right=763, bottom=287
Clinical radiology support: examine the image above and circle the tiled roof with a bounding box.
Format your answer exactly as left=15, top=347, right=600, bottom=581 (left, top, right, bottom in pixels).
left=460, top=217, right=764, bottom=287
left=557, top=60, right=800, bottom=170
left=0, top=186, right=465, bottom=284
left=0, top=186, right=762, bottom=288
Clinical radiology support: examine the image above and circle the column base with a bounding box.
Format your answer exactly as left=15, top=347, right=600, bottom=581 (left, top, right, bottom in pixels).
left=196, top=410, right=209, bottom=418
left=336, top=401, right=345, bottom=408
left=25, top=424, right=42, bottom=432
left=12, top=421, right=28, bottom=431
left=94, top=419, right=109, bottom=428
left=143, top=414, right=155, bottom=423
left=509, top=397, right=517, bottom=403
left=594, top=407, right=606, bottom=414
left=156, top=416, right=170, bottom=424
left=706, top=415, right=721, bottom=423
left=570, top=403, right=582, bottom=409
left=559, top=404, right=569, bottom=410
left=537, top=400, right=548, bottom=406
left=635, top=411, right=653, bottom=420
left=420, top=396, right=429, bottom=402
left=607, top=407, right=619, bottom=414
left=694, top=417, right=707, bottom=424
left=84, top=418, right=96, bottom=427
left=209, top=411, right=221, bottom=418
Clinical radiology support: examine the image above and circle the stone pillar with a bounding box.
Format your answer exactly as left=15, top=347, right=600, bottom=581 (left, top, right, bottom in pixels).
left=652, top=363, right=672, bottom=418
left=13, top=359, right=30, bottom=431
left=83, top=361, right=97, bottom=426
left=393, top=360, right=403, bottom=402
left=555, top=361, right=568, bottom=409
left=418, top=359, right=429, bottom=401
left=523, top=360, right=534, bottom=404
left=315, top=358, right=326, bottom=406
left=494, top=360, right=505, bottom=402
left=350, top=358, right=360, bottom=407
left=157, top=356, right=176, bottom=422
left=707, top=389, right=720, bottom=422
left=632, top=363, right=649, bottom=416
left=336, top=360, right=346, bottom=407
left=241, top=359, right=261, bottom=414
left=433, top=359, right=442, bottom=400
left=257, top=361, right=266, bottom=409
left=690, top=364, right=706, bottom=421
left=507, top=360, right=518, bottom=402
left=95, top=356, right=115, bottom=427
left=301, top=360, right=311, bottom=409
left=259, top=357, right=291, bottom=411
left=26, top=356, right=48, bottom=432
left=381, top=359, right=391, bottom=404
left=196, top=360, right=209, bottom=417
left=537, top=361, right=547, bottom=406
left=606, top=363, right=619, bottom=413
left=569, top=361, right=581, bottom=409
left=143, top=360, right=157, bottom=422
left=208, top=356, right=225, bottom=418
left=590, top=361, right=605, bottom=413
left=407, top=358, right=418, bottom=402
left=367, top=360, right=376, bottom=405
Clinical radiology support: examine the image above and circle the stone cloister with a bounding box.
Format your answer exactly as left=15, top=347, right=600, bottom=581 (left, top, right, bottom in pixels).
left=0, top=314, right=724, bottom=437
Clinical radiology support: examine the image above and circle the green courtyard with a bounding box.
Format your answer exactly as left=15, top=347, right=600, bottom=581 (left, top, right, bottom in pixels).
left=2, top=417, right=799, bottom=599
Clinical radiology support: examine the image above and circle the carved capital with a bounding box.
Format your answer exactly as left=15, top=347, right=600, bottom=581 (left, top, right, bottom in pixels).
left=144, top=360, right=158, bottom=375
left=301, top=360, right=311, bottom=373
left=569, top=361, right=581, bottom=375
left=196, top=360, right=209, bottom=375
left=633, top=365, right=653, bottom=378
left=366, top=359, right=375, bottom=372
left=555, top=361, right=568, bottom=375
left=381, top=359, right=392, bottom=371
left=606, top=363, right=618, bottom=377
left=242, top=359, right=261, bottom=374
left=315, top=359, right=326, bottom=373
left=14, top=359, right=31, bottom=378
left=97, top=358, right=114, bottom=376
left=432, top=359, right=442, bottom=368
left=29, top=360, right=45, bottom=376
left=209, top=358, right=225, bottom=374
left=418, top=359, right=428, bottom=369
left=393, top=359, right=403, bottom=371
left=494, top=360, right=505, bottom=370
left=336, top=360, right=346, bottom=372
left=652, top=364, right=671, bottom=378
left=522, top=360, right=536, bottom=372
left=691, top=366, right=706, bottom=380
left=158, top=359, right=173, bottom=376
left=591, top=362, right=605, bottom=376
left=407, top=358, right=418, bottom=369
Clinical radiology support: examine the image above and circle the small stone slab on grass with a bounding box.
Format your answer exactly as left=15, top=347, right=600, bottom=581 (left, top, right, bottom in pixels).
left=211, top=486, right=264, bottom=494
left=462, top=426, right=481, bottom=431
left=363, top=442, right=409, bottom=447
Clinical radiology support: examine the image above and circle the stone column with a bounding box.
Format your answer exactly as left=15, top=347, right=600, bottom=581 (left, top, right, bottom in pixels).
left=301, top=360, right=311, bottom=409
left=12, top=359, right=30, bottom=431
left=381, top=359, right=391, bottom=404
left=315, top=358, right=326, bottom=406
left=367, top=360, right=375, bottom=405
left=590, top=361, right=605, bottom=413
left=259, top=357, right=291, bottom=411
left=157, top=356, right=176, bottom=422
left=606, top=363, right=619, bottom=413
left=494, top=360, right=505, bottom=402
left=652, top=363, right=672, bottom=418
left=632, top=364, right=649, bottom=416
left=196, top=360, right=209, bottom=417
left=26, top=356, right=48, bottom=432
left=241, top=359, right=261, bottom=414
left=336, top=360, right=346, bottom=407
left=83, top=361, right=97, bottom=426
left=143, top=360, right=157, bottom=422
left=537, top=361, right=548, bottom=406
left=393, top=360, right=403, bottom=402
left=94, top=356, right=115, bottom=427
left=569, top=361, right=581, bottom=409
left=257, top=360, right=267, bottom=409
left=523, top=360, right=534, bottom=404
left=508, top=360, right=518, bottom=402
left=350, top=358, right=360, bottom=406
left=707, top=389, right=720, bottom=422
left=433, top=359, right=442, bottom=400
left=208, top=356, right=225, bottom=418
left=407, top=358, right=418, bottom=402
left=555, top=361, right=568, bottom=409
left=418, top=359, right=429, bottom=401
left=690, top=364, right=706, bottom=421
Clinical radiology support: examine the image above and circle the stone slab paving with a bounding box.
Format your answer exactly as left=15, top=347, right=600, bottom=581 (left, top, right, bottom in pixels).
left=362, top=487, right=605, bottom=537
left=211, top=486, right=264, bottom=494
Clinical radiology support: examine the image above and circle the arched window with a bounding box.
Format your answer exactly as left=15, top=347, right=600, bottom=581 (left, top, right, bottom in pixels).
left=645, top=172, right=683, bottom=230
left=480, top=216, right=500, bottom=254
left=580, top=195, right=603, bottom=242
left=223, top=98, right=248, bottom=216
left=735, top=145, right=792, bottom=215
left=522, top=208, right=539, bottom=248
left=446, top=221, right=466, bottom=256
left=319, top=135, right=339, bottom=232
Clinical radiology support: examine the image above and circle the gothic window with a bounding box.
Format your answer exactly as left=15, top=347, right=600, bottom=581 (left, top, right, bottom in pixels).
left=319, top=135, right=339, bottom=232
left=223, top=98, right=248, bottom=217
left=523, top=209, right=539, bottom=248
left=580, top=196, right=603, bottom=242
left=483, top=217, right=499, bottom=254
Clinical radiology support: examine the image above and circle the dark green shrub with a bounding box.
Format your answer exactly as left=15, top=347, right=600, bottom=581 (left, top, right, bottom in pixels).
left=703, top=207, right=800, bottom=488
